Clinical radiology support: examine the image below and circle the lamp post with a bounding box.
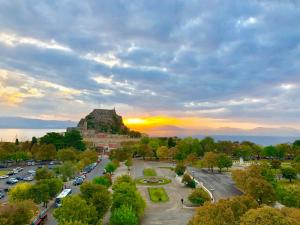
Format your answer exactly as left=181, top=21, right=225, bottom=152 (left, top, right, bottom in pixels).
left=210, top=188, right=215, bottom=201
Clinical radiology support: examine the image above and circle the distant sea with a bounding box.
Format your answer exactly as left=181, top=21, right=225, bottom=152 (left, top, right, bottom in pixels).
left=0, top=129, right=299, bottom=146
left=0, top=129, right=66, bottom=142
left=196, top=135, right=300, bottom=146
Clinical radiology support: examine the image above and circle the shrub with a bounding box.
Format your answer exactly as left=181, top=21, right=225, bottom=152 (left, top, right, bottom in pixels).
left=281, top=167, right=297, bottom=182
left=188, top=188, right=211, bottom=205
left=109, top=205, right=138, bottom=225
left=93, top=175, right=112, bottom=188
left=143, top=168, right=157, bottom=176
left=175, top=163, right=186, bottom=176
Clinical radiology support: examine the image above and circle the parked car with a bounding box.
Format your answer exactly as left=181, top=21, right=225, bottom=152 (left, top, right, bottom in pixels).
left=79, top=174, right=86, bottom=180
left=27, top=161, right=35, bottom=166
left=23, top=175, right=34, bottom=181
left=0, top=175, right=9, bottom=179
left=0, top=190, right=5, bottom=199
left=0, top=164, right=7, bottom=168
left=7, top=171, right=14, bottom=176
left=28, top=170, right=36, bottom=174
left=15, top=176, right=25, bottom=181
left=73, top=177, right=84, bottom=186
left=6, top=178, right=18, bottom=185
left=13, top=168, right=19, bottom=174
left=16, top=167, right=23, bottom=172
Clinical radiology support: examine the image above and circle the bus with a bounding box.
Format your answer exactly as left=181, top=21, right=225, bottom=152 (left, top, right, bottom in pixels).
left=55, top=189, right=72, bottom=207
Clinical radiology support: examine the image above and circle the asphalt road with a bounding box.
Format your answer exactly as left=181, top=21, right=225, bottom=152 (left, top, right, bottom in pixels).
left=188, top=167, right=243, bottom=201
left=0, top=165, right=38, bottom=202
left=45, top=156, right=109, bottom=225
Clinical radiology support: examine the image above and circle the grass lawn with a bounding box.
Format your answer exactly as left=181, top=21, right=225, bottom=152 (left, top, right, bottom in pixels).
left=0, top=170, right=9, bottom=176
left=143, top=168, right=157, bottom=176
left=278, top=179, right=300, bottom=189
left=148, top=187, right=169, bottom=202
left=158, top=166, right=174, bottom=171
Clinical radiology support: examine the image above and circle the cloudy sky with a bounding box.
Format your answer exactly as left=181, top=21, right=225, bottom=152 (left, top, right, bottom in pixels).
left=0, top=0, right=300, bottom=134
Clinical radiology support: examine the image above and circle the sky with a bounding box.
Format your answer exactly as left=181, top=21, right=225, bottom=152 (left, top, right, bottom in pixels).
left=0, top=0, right=300, bottom=135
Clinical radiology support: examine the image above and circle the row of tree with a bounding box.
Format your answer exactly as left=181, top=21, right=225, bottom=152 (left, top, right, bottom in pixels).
left=188, top=194, right=300, bottom=225
left=0, top=130, right=87, bottom=163
left=111, top=136, right=300, bottom=164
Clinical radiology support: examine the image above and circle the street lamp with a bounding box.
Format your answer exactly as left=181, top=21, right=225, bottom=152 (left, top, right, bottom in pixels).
left=210, top=188, right=215, bottom=201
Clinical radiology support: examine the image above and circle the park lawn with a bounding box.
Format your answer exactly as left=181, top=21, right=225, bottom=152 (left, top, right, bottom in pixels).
left=143, top=168, right=157, bottom=176
left=0, top=170, right=9, bottom=176
left=278, top=179, right=300, bottom=189
left=148, top=187, right=169, bottom=203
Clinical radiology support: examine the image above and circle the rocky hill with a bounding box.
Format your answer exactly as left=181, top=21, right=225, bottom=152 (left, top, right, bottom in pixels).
left=77, top=109, right=131, bottom=135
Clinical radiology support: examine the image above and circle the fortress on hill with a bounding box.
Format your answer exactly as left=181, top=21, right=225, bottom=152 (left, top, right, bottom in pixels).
left=68, top=108, right=141, bottom=151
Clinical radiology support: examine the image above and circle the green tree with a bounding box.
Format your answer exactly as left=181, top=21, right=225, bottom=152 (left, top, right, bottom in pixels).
left=93, top=175, right=112, bottom=188
left=175, top=163, right=186, bottom=176
left=35, top=144, right=57, bottom=161
left=59, top=221, right=89, bottom=225
left=188, top=188, right=211, bottom=205
left=35, top=167, right=54, bottom=180
left=200, top=137, right=215, bottom=154
left=56, top=161, right=77, bottom=181
left=202, top=152, right=218, bottom=172
left=64, top=130, right=86, bottom=151
left=240, top=207, right=297, bottom=225
left=8, top=183, right=32, bottom=202
left=270, top=159, right=281, bottom=170
left=245, top=177, right=275, bottom=205
left=112, top=182, right=145, bottom=218
left=216, top=153, right=232, bottom=172
left=281, top=167, right=297, bottom=182
left=125, top=158, right=133, bottom=171
left=40, top=132, right=65, bottom=150
left=0, top=200, right=37, bottom=225
left=105, top=162, right=117, bottom=174
left=263, top=145, right=277, bottom=158
left=54, top=195, right=99, bottom=225
left=91, top=190, right=112, bottom=219
left=109, top=205, right=138, bottom=225
left=156, top=146, right=170, bottom=159
left=57, top=147, right=78, bottom=162
left=28, top=182, right=50, bottom=207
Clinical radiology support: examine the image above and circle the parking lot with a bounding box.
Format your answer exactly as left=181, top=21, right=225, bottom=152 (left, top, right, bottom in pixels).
left=0, top=163, right=52, bottom=202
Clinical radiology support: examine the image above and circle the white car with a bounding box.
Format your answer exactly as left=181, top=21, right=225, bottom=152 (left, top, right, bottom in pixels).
left=23, top=176, right=34, bottom=181
left=0, top=175, right=9, bottom=179
left=28, top=170, right=36, bottom=174
left=6, top=178, right=18, bottom=185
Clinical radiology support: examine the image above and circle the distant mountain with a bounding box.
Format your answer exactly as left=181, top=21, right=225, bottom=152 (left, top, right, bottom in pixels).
left=0, top=117, right=76, bottom=129
left=142, top=125, right=300, bottom=137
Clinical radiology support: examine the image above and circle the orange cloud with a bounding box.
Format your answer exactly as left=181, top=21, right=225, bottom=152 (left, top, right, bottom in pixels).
left=124, top=115, right=278, bottom=134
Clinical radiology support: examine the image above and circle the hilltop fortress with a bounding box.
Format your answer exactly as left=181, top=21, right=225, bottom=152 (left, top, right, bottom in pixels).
left=68, top=109, right=141, bottom=151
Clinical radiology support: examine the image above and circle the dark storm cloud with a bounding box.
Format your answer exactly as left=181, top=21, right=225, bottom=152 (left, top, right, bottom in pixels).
left=0, top=0, right=300, bottom=125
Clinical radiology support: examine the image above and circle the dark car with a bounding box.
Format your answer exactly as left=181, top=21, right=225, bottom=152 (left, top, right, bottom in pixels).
left=15, top=176, right=25, bottom=181
left=73, top=177, right=84, bottom=186
left=7, top=171, right=14, bottom=176
left=0, top=190, right=5, bottom=199
left=6, top=178, right=18, bottom=185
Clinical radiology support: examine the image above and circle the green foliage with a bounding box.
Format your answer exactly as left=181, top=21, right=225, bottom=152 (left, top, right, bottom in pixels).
left=175, top=163, right=186, bottom=176
left=35, top=167, right=54, bottom=180
left=40, top=130, right=86, bottom=151
left=143, top=168, right=157, bottom=176
left=0, top=200, right=37, bottom=225
left=93, top=175, right=112, bottom=188
left=55, top=161, right=77, bottom=181
left=148, top=187, right=169, bottom=202
left=8, top=183, right=32, bottom=202
left=187, top=195, right=258, bottom=225
left=281, top=167, right=297, bottom=182
left=57, top=148, right=78, bottom=162
left=35, top=144, right=57, bottom=161
left=275, top=185, right=300, bottom=208
left=202, top=152, right=218, bottom=172
left=54, top=195, right=99, bottom=225
left=112, top=176, right=145, bottom=218
left=79, top=181, right=112, bottom=219
left=216, top=153, right=232, bottom=172
left=109, top=205, right=138, bottom=225
left=188, top=188, right=211, bottom=205
left=240, top=207, right=297, bottom=225
left=105, top=162, right=117, bottom=174
left=270, top=159, right=282, bottom=170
